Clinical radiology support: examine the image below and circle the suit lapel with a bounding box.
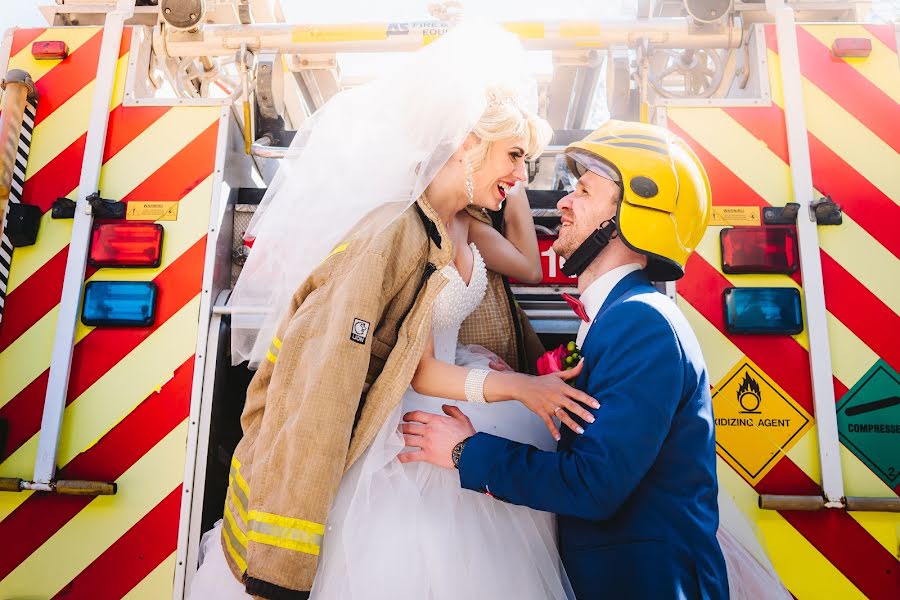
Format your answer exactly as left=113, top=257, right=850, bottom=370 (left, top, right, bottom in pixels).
left=574, top=270, right=651, bottom=392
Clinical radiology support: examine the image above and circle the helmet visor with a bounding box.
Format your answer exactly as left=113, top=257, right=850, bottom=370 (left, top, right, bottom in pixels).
left=565, top=149, right=621, bottom=184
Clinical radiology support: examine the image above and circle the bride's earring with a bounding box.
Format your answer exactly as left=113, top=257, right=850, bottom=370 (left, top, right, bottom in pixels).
left=464, top=159, right=475, bottom=204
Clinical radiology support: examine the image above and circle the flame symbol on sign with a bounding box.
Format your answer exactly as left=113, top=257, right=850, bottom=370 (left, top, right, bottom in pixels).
left=737, top=372, right=762, bottom=414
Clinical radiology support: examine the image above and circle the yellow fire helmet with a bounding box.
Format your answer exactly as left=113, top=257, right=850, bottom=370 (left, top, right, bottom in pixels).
left=565, top=120, right=712, bottom=281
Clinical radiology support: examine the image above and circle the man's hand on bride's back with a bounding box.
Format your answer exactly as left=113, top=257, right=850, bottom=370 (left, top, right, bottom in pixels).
left=488, top=357, right=513, bottom=371
left=514, top=361, right=599, bottom=441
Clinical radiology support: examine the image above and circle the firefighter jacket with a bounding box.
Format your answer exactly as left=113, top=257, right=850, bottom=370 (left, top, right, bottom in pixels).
left=222, top=197, right=454, bottom=598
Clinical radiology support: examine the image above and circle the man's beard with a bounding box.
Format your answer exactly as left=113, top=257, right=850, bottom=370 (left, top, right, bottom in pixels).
left=553, top=228, right=577, bottom=260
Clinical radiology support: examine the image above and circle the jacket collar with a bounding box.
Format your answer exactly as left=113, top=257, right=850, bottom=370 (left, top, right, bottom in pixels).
left=596, top=269, right=651, bottom=316
left=415, top=195, right=454, bottom=269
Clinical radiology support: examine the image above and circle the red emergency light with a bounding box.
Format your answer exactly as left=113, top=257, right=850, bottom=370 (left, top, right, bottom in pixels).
left=31, top=41, right=69, bottom=60
left=89, top=223, right=164, bottom=268
left=831, top=38, right=872, bottom=58
left=720, top=227, right=798, bottom=275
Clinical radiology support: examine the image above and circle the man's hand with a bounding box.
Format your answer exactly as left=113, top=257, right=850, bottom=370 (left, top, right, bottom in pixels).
left=488, top=357, right=514, bottom=372
left=461, top=344, right=514, bottom=372
left=398, top=405, right=476, bottom=469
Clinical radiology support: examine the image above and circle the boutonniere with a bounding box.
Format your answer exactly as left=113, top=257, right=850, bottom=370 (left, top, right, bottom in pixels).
left=536, top=341, right=581, bottom=376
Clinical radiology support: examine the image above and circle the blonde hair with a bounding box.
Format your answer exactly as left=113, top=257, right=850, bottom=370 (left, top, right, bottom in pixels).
left=466, top=89, right=553, bottom=170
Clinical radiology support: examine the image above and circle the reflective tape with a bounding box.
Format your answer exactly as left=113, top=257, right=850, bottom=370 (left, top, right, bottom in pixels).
left=247, top=514, right=324, bottom=556
left=230, top=457, right=251, bottom=499
left=265, top=336, right=282, bottom=364
left=222, top=506, right=248, bottom=572
left=228, top=458, right=324, bottom=556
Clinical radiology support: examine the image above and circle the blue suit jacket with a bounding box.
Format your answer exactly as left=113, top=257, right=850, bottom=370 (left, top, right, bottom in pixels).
left=459, top=271, right=728, bottom=599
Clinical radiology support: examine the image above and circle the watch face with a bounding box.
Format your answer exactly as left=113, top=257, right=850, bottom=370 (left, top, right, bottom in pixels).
left=452, top=439, right=467, bottom=468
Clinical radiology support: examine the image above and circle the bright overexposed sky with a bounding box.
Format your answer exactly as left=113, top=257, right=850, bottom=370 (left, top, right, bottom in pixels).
left=2, top=1, right=896, bottom=33
left=0, top=1, right=641, bottom=31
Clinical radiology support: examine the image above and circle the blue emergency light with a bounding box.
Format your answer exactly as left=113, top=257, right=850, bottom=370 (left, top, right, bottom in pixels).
left=81, top=281, right=158, bottom=327
left=723, top=287, right=803, bottom=335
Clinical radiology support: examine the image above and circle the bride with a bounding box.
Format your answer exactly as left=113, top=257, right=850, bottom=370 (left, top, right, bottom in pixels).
left=190, top=20, right=789, bottom=600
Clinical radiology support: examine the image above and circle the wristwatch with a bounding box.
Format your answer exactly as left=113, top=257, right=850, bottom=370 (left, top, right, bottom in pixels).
left=451, top=436, right=473, bottom=469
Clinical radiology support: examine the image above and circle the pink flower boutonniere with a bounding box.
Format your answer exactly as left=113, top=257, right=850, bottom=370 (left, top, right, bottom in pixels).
left=536, top=341, right=581, bottom=376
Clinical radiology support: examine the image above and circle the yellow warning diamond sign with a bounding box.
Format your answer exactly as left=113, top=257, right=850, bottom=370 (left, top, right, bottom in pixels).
left=712, top=359, right=813, bottom=485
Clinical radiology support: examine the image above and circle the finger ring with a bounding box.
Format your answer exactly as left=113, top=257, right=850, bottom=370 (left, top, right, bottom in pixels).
left=554, top=407, right=563, bottom=416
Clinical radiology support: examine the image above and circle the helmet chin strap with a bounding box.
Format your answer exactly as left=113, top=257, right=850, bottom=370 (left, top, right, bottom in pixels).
left=560, top=218, right=618, bottom=277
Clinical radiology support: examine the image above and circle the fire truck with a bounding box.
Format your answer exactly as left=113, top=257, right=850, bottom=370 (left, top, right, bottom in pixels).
left=0, top=0, right=897, bottom=598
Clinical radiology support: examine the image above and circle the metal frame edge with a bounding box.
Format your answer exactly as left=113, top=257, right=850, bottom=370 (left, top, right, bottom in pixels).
left=173, top=106, right=231, bottom=599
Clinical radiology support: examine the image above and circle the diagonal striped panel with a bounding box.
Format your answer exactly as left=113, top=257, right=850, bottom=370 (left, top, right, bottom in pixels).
left=863, top=23, right=898, bottom=52
left=52, top=486, right=183, bottom=599
left=692, top=227, right=878, bottom=388
left=0, top=106, right=218, bottom=406
left=0, top=236, right=206, bottom=462
left=8, top=29, right=101, bottom=86
left=668, top=109, right=900, bottom=374
left=724, top=102, right=900, bottom=260
left=716, top=460, right=867, bottom=599
left=0, top=115, right=218, bottom=356
left=683, top=297, right=895, bottom=556
left=2, top=422, right=189, bottom=598
left=678, top=257, right=898, bottom=598
left=9, top=28, right=48, bottom=58
left=793, top=26, right=900, bottom=153
left=764, top=35, right=900, bottom=209
left=692, top=305, right=876, bottom=599
left=786, top=430, right=899, bottom=554
left=807, top=25, right=900, bottom=101
left=0, top=356, right=193, bottom=577
left=121, top=551, right=177, bottom=600
left=29, top=30, right=122, bottom=129
left=669, top=51, right=896, bottom=597
left=756, top=458, right=898, bottom=600
left=664, top=24, right=900, bottom=587
left=667, top=110, right=896, bottom=476
left=0, top=27, right=222, bottom=600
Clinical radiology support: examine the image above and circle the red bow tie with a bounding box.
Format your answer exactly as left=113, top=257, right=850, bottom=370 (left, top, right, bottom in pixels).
left=562, top=293, right=590, bottom=323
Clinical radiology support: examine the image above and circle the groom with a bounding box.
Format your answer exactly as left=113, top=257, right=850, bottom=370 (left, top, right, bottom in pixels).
left=401, top=121, right=729, bottom=599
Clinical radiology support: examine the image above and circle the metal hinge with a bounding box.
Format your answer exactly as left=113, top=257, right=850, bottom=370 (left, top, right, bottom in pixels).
left=762, top=196, right=842, bottom=226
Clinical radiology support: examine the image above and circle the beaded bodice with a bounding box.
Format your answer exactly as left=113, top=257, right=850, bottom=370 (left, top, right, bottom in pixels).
left=431, top=243, right=487, bottom=363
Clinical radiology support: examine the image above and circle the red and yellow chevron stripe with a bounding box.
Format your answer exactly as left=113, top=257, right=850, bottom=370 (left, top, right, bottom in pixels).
left=0, top=27, right=221, bottom=598
left=668, top=23, right=899, bottom=599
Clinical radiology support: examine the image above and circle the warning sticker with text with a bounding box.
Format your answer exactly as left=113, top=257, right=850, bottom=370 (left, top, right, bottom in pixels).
left=709, top=206, right=761, bottom=227
left=126, top=201, right=178, bottom=221
left=712, top=359, right=813, bottom=485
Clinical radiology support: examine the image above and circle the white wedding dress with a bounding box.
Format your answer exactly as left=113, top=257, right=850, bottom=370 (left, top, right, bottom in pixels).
left=189, top=244, right=787, bottom=600
left=311, top=243, right=575, bottom=599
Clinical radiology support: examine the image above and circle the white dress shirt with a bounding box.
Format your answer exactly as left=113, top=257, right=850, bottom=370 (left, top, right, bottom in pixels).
left=575, top=263, right=643, bottom=348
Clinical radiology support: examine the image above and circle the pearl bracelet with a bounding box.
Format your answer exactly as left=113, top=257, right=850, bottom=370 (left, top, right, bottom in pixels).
left=464, top=369, right=490, bottom=404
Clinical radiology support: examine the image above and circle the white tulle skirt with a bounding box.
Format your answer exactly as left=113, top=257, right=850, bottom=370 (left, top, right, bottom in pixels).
left=188, top=395, right=789, bottom=600
left=311, top=384, right=574, bottom=600
left=189, top=497, right=790, bottom=600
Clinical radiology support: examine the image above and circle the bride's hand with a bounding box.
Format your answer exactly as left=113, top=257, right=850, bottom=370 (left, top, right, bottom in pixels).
left=515, top=360, right=599, bottom=440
